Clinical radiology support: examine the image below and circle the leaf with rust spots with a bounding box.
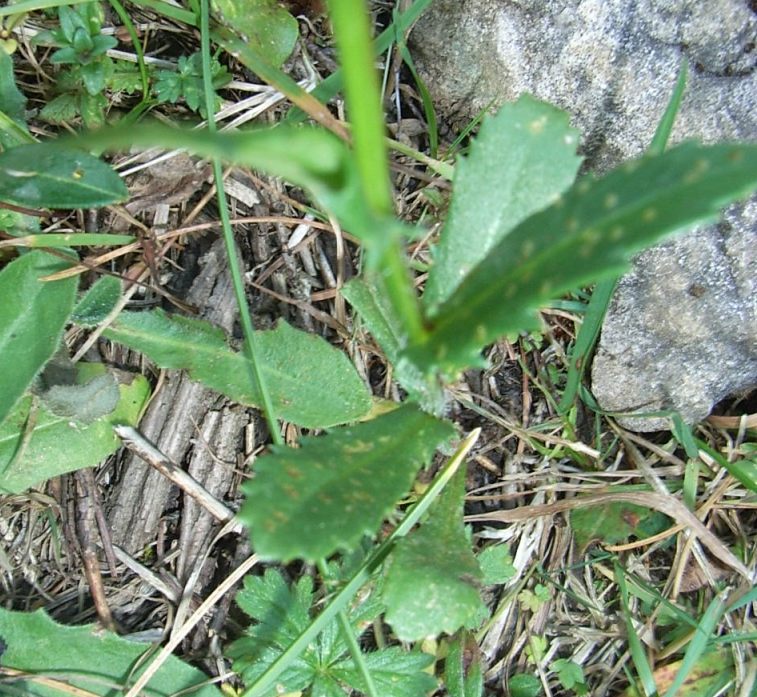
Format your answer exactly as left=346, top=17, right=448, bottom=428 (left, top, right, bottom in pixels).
left=239, top=403, right=454, bottom=562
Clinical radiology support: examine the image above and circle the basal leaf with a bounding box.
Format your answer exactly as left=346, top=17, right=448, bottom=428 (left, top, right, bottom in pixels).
left=239, top=403, right=455, bottom=562
left=102, top=310, right=370, bottom=428
left=409, top=141, right=757, bottom=376
left=0, top=607, right=222, bottom=697
left=424, top=95, right=581, bottom=311
left=213, top=0, right=298, bottom=68
left=0, top=251, right=77, bottom=426
left=70, top=275, right=122, bottom=326
left=0, top=144, right=128, bottom=208
left=382, top=466, right=484, bottom=641
left=0, top=363, right=149, bottom=493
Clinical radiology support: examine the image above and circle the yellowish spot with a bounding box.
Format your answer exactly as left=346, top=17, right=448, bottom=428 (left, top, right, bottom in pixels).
left=528, top=115, right=548, bottom=134
left=610, top=225, right=624, bottom=241
left=604, top=193, right=619, bottom=209
left=475, top=324, right=486, bottom=343
left=566, top=217, right=579, bottom=233
left=521, top=240, right=535, bottom=258
left=73, top=168, right=84, bottom=180
left=577, top=180, right=591, bottom=194
left=642, top=208, right=657, bottom=222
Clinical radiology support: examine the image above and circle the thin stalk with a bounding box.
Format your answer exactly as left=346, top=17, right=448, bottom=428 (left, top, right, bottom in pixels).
left=241, top=428, right=481, bottom=697
left=107, top=0, right=149, bottom=101
left=327, top=0, right=426, bottom=346
left=316, top=559, right=379, bottom=697
left=199, top=0, right=281, bottom=445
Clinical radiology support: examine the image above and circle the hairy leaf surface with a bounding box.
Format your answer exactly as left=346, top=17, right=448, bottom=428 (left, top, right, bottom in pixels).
left=102, top=310, right=370, bottom=428
left=240, top=403, right=455, bottom=562
left=382, top=466, right=484, bottom=640
left=409, top=142, right=757, bottom=376
left=0, top=363, right=149, bottom=493
left=70, top=275, right=122, bottom=326
left=0, top=144, right=128, bottom=208
left=0, top=251, right=77, bottom=426
left=424, top=95, right=581, bottom=310
left=0, top=607, right=222, bottom=696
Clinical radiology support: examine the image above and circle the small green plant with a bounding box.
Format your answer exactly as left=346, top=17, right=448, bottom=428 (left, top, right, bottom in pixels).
left=34, top=2, right=117, bottom=127
left=154, top=51, right=231, bottom=116
left=0, top=0, right=755, bottom=695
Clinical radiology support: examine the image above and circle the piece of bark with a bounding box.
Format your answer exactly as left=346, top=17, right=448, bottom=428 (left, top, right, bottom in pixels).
left=107, top=241, right=242, bottom=554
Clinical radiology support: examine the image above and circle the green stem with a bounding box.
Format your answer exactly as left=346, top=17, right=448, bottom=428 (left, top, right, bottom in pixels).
left=107, top=0, right=150, bottom=101
left=126, top=0, right=196, bottom=25
left=199, top=0, right=281, bottom=445
left=316, top=559, right=379, bottom=697
left=0, top=0, right=90, bottom=18
left=240, top=428, right=480, bottom=697
left=327, top=0, right=426, bottom=346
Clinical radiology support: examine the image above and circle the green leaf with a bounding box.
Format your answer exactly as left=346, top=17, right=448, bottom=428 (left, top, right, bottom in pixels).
left=239, top=403, right=455, bottom=562
left=424, top=95, right=581, bottom=311
left=39, top=93, right=79, bottom=124
left=444, top=631, right=484, bottom=697
left=333, top=647, right=437, bottom=697
left=570, top=501, right=670, bottom=551
left=342, top=277, right=403, bottom=363
left=409, top=141, right=757, bottom=377
left=73, top=123, right=390, bottom=249
left=0, top=50, right=29, bottom=146
left=509, top=673, right=543, bottom=697
left=0, top=607, right=222, bottom=697
left=0, top=251, right=77, bottom=426
left=0, top=144, right=128, bottom=208
left=0, top=363, right=150, bottom=493
left=70, top=275, right=122, bottom=326
left=230, top=569, right=316, bottom=692
left=382, top=465, right=485, bottom=641
left=552, top=659, right=587, bottom=692
left=213, top=0, right=298, bottom=68
left=478, top=544, right=516, bottom=585
left=102, top=310, right=370, bottom=428
left=229, top=568, right=435, bottom=697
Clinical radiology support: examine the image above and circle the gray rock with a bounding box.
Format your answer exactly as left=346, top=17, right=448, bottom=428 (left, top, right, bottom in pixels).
left=410, top=0, right=757, bottom=429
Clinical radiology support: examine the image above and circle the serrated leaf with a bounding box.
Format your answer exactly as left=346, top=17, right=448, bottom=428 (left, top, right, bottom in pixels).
left=382, top=466, right=484, bottom=641
left=570, top=501, right=670, bottom=551
left=477, top=544, right=516, bottom=586
left=240, top=404, right=455, bottom=562
left=229, top=569, right=316, bottom=691
left=213, top=0, right=298, bottom=68
left=0, top=363, right=149, bottom=493
left=39, top=93, right=79, bottom=124
left=409, top=141, right=757, bottom=376
left=229, top=568, right=435, bottom=697
left=70, top=275, right=122, bottom=325
left=0, top=251, right=78, bottom=426
left=102, top=310, right=370, bottom=428
left=333, top=647, right=437, bottom=697
left=424, top=95, right=581, bottom=311
left=0, top=607, right=222, bottom=697
left=0, top=144, right=128, bottom=208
